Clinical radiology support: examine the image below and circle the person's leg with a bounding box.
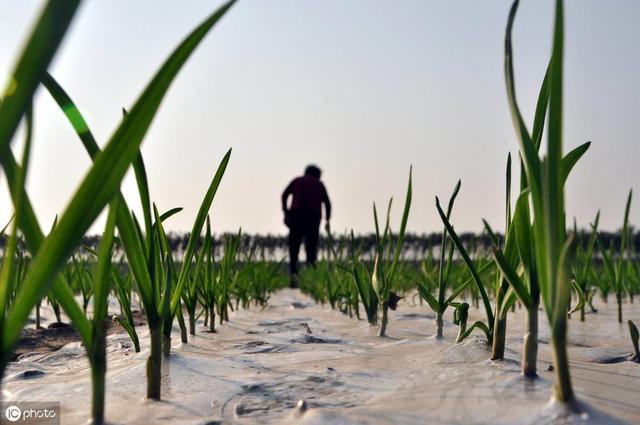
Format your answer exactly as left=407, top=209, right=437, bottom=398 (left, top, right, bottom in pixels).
left=288, top=211, right=303, bottom=285
left=304, top=213, right=321, bottom=267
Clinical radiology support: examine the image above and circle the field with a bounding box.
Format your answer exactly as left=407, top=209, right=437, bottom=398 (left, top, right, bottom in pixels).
left=3, top=278, right=639, bottom=424
left=1, top=0, right=639, bottom=424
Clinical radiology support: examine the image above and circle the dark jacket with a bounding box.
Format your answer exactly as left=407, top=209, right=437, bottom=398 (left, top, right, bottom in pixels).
left=282, top=175, right=331, bottom=220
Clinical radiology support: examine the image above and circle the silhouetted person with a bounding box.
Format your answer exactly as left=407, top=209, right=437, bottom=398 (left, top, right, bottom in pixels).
left=282, top=165, right=331, bottom=287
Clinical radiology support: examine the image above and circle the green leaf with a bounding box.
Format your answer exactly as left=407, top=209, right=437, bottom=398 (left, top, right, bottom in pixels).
left=543, top=0, right=566, bottom=312
left=513, top=189, right=533, bottom=276
left=531, top=63, right=551, bottom=151
left=435, top=196, right=494, bottom=327
left=0, top=1, right=80, bottom=160
left=416, top=283, right=441, bottom=313
left=505, top=153, right=512, bottom=233
left=504, top=0, right=542, bottom=201
left=387, top=167, right=412, bottom=284
left=552, top=235, right=577, bottom=327
left=445, top=261, right=494, bottom=305
left=445, top=179, right=461, bottom=218
left=560, top=142, right=590, bottom=185
left=568, top=279, right=585, bottom=316
left=492, top=247, right=532, bottom=309
left=41, top=72, right=99, bottom=157
left=171, top=148, right=232, bottom=315
left=615, top=189, right=632, bottom=289
left=373, top=203, right=381, bottom=247
left=0, top=106, right=32, bottom=317
left=113, top=316, right=139, bottom=351
left=132, top=149, right=153, bottom=250
left=159, top=207, right=183, bottom=223
left=92, top=198, right=119, bottom=329
left=499, top=288, right=518, bottom=319
left=40, top=73, right=154, bottom=321
left=577, top=210, right=600, bottom=283
left=482, top=219, right=500, bottom=248
left=438, top=180, right=461, bottom=305
left=0, top=216, right=13, bottom=236
left=456, top=320, right=491, bottom=343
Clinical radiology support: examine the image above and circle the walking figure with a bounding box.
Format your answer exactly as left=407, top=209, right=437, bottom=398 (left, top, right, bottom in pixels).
left=281, top=165, right=331, bottom=287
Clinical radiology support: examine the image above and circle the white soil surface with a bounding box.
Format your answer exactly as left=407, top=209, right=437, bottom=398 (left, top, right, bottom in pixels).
left=2, top=289, right=639, bottom=424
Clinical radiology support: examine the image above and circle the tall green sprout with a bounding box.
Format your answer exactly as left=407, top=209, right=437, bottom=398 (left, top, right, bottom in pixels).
left=479, top=59, right=553, bottom=372
left=183, top=222, right=212, bottom=335
left=418, top=181, right=460, bottom=339
left=572, top=212, right=600, bottom=322
left=597, top=189, right=632, bottom=323
left=504, top=0, right=590, bottom=403
left=417, top=180, right=492, bottom=339
left=216, top=230, right=241, bottom=324
left=486, top=188, right=540, bottom=374
left=199, top=217, right=217, bottom=332
left=372, top=168, right=412, bottom=337
left=481, top=154, right=526, bottom=361
left=111, top=265, right=141, bottom=352
left=87, top=200, right=118, bottom=424
left=347, top=231, right=378, bottom=324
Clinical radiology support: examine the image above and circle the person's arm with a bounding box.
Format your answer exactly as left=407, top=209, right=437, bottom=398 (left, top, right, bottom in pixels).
left=282, top=181, right=294, bottom=212
left=322, top=184, right=331, bottom=221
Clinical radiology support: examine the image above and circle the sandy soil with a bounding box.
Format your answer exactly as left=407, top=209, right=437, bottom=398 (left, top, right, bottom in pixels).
left=2, top=289, right=639, bottom=424
left=12, top=310, right=146, bottom=361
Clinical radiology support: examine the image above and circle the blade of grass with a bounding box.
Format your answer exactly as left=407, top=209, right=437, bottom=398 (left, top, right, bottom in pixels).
left=0, top=1, right=81, bottom=159
left=170, top=148, right=232, bottom=315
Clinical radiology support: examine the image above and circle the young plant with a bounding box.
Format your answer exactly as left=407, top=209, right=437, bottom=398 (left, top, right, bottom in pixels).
left=182, top=220, right=212, bottom=335
left=481, top=153, right=529, bottom=361
left=451, top=302, right=469, bottom=343
left=503, top=0, right=591, bottom=403
left=216, top=230, right=241, bottom=324
left=435, top=193, right=495, bottom=346
left=572, top=212, right=600, bottom=322
left=85, top=200, right=119, bottom=424
left=628, top=241, right=640, bottom=304
left=417, top=180, right=492, bottom=339
left=597, top=190, right=632, bottom=323
left=198, top=217, right=217, bottom=332
left=417, top=180, right=460, bottom=338
left=370, top=168, right=412, bottom=337
left=111, top=266, right=141, bottom=352
left=482, top=60, right=554, bottom=373
left=486, top=189, right=539, bottom=374
left=348, top=231, right=378, bottom=324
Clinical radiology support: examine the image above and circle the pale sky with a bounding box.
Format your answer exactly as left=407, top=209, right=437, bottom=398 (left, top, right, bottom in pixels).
left=0, top=1, right=638, bottom=236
